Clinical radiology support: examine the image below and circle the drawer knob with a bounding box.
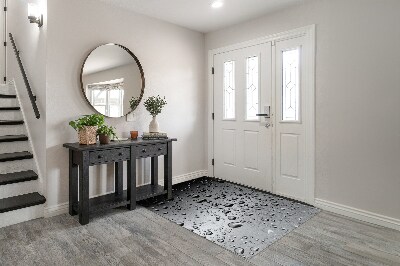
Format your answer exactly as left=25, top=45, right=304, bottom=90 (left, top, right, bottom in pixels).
left=158, top=147, right=163, bottom=151
left=119, top=153, right=123, bottom=156
left=142, top=149, right=146, bottom=153
left=98, top=155, right=103, bottom=159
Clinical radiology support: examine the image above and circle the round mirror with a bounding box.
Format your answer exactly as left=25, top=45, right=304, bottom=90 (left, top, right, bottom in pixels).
left=80, top=43, right=145, bottom=118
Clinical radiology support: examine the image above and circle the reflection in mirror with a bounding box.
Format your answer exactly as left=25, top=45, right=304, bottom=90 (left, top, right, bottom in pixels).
left=81, top=44, right=144, bottom=118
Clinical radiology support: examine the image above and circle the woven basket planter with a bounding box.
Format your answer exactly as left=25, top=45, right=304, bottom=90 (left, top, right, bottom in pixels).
left=78, top=126, right=97, bottom=145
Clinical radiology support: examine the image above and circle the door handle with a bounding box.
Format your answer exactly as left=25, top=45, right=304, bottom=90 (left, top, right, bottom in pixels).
left=265, top=123, right=271, bottom=128
left=256, top=114, right=270, bottom=118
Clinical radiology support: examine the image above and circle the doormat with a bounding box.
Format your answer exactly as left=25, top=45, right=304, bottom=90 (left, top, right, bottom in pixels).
left=139, top=177, right=320, bottom=259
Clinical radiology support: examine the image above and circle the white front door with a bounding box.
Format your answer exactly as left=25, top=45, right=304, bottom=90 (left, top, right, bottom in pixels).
left=213, top=43, right=272, bottom=190
left=274, top=36, right=309, bottom=201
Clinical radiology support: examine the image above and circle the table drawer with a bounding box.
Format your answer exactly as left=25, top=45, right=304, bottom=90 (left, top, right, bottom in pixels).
left=89, top=148, right=130, bottom=165
left=135, top=143, right=167, bottom=158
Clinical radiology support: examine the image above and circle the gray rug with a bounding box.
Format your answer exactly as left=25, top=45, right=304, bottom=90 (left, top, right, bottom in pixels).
left=140, top=177, right=320, bottom=259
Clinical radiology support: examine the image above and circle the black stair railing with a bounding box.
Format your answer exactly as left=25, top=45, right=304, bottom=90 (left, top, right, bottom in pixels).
left=9, top=33, right=40, bottom=119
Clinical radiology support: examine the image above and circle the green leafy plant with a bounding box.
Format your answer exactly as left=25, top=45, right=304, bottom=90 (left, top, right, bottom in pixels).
left=144, top=95, right=167, bottom=117
left=69, top=114, right=105, bottom=131
left=97, top=125, right=118, bottom=139
left=129, top=96, right=141, bottom=111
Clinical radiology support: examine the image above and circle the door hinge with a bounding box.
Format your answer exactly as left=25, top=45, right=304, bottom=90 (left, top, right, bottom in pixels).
left=212, top=113, right=214, bottom=120
left=3, top=77, right=6, bottom=82
left=212, top=159, right=214, bottom=166
left=211, top=67, right=214, bottom=75
left=3, top=42, right=6, bottom=47
left=3, top=7, right=7, bottom=12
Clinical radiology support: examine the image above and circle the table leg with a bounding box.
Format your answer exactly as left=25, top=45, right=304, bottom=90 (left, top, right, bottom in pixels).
left=151, top=157, right=158, bottom=186
left=79, top=151, right=90, bottom=225
left=127, top=158, right=136, bottom=210
left=164, top=142, right=173, bottom=200
left=69, top=150, right=78, bottom=216
left=115, top=161, right=123, bottom=196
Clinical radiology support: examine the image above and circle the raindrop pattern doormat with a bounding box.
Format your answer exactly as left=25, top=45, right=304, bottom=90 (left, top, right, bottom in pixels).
left=139, top=177, right=320, bottom=259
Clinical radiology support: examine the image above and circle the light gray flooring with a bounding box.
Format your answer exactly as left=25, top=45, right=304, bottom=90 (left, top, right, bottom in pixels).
left=0, top=207, right=399, bottom=266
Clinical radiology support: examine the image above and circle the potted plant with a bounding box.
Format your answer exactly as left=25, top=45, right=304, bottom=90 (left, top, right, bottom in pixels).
left=97, top=125, right=118, bottom=144
left=69, top=114, right=104, bottom=145
left=144, top=95, right=167, bottom=133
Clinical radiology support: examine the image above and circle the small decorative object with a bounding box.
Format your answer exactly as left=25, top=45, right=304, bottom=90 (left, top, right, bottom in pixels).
left=129, top=96, right=141, bottom=113
left=69, top=114, right=104, bottom=145
left=97, top=125, right=118, bottom=144
left=144, top=95, right=167, bottom=133
left=130, top=130, right=139, bottom=140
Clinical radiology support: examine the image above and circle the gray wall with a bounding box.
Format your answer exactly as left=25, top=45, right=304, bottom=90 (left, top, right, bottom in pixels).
left=206, top=0, right=400, bottom=219
left=7, top=0, right=47, bottom=186
left=45, top=0, right=206, bottom=208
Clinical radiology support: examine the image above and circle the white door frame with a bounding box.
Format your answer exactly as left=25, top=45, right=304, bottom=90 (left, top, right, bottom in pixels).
left=208, top=25, right=316, bottom=204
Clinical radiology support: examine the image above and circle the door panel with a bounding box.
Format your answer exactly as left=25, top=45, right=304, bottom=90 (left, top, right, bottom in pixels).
left=214, top=43, right=272, bottom=191
left=275, top=37, right=307, bottom=200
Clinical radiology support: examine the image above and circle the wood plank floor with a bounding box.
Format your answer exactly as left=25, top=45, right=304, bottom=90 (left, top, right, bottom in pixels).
left=0, top=207, right=399, bottom=265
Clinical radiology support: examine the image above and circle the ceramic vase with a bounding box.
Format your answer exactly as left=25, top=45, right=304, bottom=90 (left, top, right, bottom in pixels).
left=98, top=134, right=110, bottom=144
left=149, top=116, right=159, bottom=133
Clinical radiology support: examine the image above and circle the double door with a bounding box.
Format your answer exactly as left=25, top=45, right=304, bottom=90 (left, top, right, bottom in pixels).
left=213, top=35, right=310, bottom=201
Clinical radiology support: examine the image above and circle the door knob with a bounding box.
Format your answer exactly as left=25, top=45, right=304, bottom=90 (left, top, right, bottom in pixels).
left=265, top=123, right=271, bottom=128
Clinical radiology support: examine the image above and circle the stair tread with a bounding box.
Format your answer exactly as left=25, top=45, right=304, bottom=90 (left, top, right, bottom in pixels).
left=0, top=107, right=20, bottom=111
left=0, top=120, right=24, bottom=125
left=0, top=135, right=28, bottom=143
left=0, top=151, right=33, bottom=162
left=0, top=170, right=38, bottom=186
left=0, top=192, right=45, bottom=213
left=0, top=94, right=16, bottom=99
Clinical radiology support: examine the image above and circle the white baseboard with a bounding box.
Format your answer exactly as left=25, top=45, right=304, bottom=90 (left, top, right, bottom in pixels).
left=315, top=198, right=400, bottom=231
left=44, top=202, right=69, bottom=218
left=44, top=170, right=208, bottom=218
left=172, top=170, right=208, bottom=185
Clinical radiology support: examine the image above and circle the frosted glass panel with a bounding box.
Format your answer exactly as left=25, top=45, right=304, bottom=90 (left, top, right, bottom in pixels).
left=282, top=48, right=300, bottom=121
left=223, top=61, right=235, bottom=119
left=246, top=56, right=259, bottom=120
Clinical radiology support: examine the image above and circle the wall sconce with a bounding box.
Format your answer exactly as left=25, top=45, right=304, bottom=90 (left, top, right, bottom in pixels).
left=28, top=3, right=43, bottom=27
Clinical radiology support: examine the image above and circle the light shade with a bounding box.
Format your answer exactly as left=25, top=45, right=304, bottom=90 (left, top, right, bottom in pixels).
left=28, top=3, right=39, bottom=18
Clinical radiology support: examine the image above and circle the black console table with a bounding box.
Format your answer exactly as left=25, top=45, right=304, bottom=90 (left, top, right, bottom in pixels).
left=63, top=138, right=176, bottom=225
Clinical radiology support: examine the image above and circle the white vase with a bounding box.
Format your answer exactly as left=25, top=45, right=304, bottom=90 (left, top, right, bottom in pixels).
left=149, top=116, right=159, bottom=133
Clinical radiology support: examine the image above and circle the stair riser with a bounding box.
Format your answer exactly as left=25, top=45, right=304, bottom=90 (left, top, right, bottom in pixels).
left=0, top=125, right=26, bottom=136
left=0, top=85, right=15, bottom=95
left=0, top=159, right=35, bottom=174
left=0, top=141, right=31, bottom=154
left=0, top=204, right=44, bottom=228
left=0, top=98, right=18, bottom=107
left=0, top=111, right=22, bottom=120
left=0, top=180, right=39, bottom=199
left=0, top=84, right=15, bottom=95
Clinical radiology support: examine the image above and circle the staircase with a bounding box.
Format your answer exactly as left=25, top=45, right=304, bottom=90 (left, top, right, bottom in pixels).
left=0, top=83, right=45, bottom=228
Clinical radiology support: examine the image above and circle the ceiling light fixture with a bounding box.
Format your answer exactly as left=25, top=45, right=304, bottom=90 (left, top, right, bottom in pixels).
left=211, top=1, right=223, bottom=9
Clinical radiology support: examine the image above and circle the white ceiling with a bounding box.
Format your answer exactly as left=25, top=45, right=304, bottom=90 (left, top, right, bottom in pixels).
left=97, top=0, right=304, bottom=33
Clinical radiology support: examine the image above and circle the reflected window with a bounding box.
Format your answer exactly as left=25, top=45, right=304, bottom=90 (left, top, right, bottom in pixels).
left=87, top=78, right=124, bottom=117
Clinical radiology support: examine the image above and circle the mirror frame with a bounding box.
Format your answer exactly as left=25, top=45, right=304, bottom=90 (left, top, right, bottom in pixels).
left=80, top=43, right=145, bottom=118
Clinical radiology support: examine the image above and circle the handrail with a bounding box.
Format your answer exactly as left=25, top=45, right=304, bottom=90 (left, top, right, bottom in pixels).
left=8, top=33, right=40, bottom=119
